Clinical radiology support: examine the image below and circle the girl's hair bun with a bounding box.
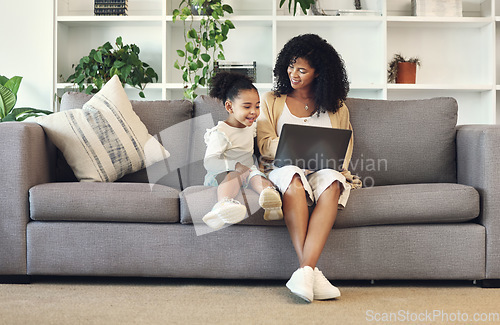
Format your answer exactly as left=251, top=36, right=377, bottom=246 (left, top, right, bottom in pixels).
left=209, top=72, right=256, bottom=102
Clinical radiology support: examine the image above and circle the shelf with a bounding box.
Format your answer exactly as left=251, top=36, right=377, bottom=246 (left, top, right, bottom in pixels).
left=57, top=83, right=165, bottom=89
left=388, top=84, right=493, bottom=92
left=276, top=15, right=383, bottom=28
left=52, top=0, right=500, bottom=124
left=57, top=16, right=163, bottom=27
left=387, top=16, right=492, bottom=28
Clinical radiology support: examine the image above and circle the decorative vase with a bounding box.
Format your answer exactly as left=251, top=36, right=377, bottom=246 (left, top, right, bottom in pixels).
left=396, top=62, right=417, bottom=84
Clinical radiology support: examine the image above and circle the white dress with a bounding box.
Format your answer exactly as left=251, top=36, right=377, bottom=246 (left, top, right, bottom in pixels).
left=269, top=104, right=351, bottom=208
left=203, top=121, right=265, bottom=187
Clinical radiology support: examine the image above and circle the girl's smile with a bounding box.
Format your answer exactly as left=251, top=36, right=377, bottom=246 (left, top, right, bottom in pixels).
left=225, top=89, right=260, bottom=128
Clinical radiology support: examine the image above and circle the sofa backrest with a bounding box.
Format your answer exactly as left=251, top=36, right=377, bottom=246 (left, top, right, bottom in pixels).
left=58, top=92, right=458, bottom=188
left=345, top=97, right=458, bottom=187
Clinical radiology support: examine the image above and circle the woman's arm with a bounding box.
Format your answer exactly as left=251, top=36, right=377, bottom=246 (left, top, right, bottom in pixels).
left=257, top=93, right=280, bottom=160
left=337, top=103, right=362, bottom=188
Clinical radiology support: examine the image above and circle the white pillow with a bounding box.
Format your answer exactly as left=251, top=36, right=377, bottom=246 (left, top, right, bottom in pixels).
left=36, top=75, right=170, bottom=182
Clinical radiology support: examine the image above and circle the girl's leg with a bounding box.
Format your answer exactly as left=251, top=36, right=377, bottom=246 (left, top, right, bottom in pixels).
left=248, top=174, right=273, bottom=193
left=300, top=181, right=341, bottom=268
left=217, top=171, right=243, bottom=201
left=202, top=171, right=247, bottom=229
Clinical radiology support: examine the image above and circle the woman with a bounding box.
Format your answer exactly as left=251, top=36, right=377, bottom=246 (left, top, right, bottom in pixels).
left=257, top=34, right=360, bottom=302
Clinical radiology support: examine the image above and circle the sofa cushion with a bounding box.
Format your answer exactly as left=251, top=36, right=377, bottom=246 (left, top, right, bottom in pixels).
left=179, top=183, right=479, bottom=228
left=346, top=97, right=458, bottom=186
left=335, top=183, right=479, bottom=228
left=56, top=90, right=194, bottom=188
left=37, top=76, right=170, bottom=182
left=29, top=182, right=180, bottom=223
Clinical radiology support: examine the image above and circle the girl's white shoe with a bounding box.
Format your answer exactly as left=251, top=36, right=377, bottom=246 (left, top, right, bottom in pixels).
left=259, top=187, right=283, bottom=221
left=202, top=198, right=247, bottom=229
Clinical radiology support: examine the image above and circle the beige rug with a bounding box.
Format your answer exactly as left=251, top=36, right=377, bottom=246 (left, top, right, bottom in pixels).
left=1, top=278, right=500, bottom=324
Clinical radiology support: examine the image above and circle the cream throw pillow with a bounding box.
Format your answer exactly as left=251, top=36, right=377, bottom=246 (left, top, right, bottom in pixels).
left=36, top=75, right=170, bottom=182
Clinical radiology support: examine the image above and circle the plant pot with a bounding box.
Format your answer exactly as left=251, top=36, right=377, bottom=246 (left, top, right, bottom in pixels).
left=396, top=62, right=417, bottom=84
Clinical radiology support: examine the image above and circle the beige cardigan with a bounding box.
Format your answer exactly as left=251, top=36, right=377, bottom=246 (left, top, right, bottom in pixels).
left=256, top=91, right=354, bottom=172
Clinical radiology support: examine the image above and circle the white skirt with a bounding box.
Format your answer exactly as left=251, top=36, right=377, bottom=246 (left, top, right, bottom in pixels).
left=268, top=165, right=351, bottom=208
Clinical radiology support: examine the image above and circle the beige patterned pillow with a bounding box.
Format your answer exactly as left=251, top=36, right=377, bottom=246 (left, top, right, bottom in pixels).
left=36, top=75, right=170, bottom=182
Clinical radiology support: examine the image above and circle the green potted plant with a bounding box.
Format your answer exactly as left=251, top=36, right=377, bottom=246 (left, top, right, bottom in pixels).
left=66, top=36, right=158, bottom=98
left=0, top=75, right=52, bottom=122
left=173, top=0, right=234, bottom=100
left=280, top=0, right=316, bottom=15
left=388, top=53, right=421, bottom=84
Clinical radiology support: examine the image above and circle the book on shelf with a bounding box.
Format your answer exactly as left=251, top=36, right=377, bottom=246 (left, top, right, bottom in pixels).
left=94, top=0, right=128, bottom=16
left=411, top=0, right=463, bottom=17
left=94, top=0, right=128, bottom=4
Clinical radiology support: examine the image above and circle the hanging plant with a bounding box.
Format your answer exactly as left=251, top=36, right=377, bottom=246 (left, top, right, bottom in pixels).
left=66, top=37, right=159, bottom=98
left=173, top=0, right=235, bottom=100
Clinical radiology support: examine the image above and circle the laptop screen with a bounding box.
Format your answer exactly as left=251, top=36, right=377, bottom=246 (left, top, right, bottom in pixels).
left=273, top=124, right=352, bottom=171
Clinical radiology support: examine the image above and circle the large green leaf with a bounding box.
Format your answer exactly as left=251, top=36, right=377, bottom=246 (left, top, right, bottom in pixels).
left=2, top=107, right=52, bottom=122
left=4, top=76, right=22, bottom=96
left=0, top=83, right=17, bottom=118
left=0, top=75, right=9, bottom=86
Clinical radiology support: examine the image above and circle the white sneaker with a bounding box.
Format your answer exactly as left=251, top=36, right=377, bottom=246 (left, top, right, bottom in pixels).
left=286, top=266, right=314, bottom=302
left=201, top=210, right=225, bottom=230
left=259, top=187, right=283, bottom=221
left=313, top=267, right=341, bottom=300
left=202, top=198, right=247, bottom=229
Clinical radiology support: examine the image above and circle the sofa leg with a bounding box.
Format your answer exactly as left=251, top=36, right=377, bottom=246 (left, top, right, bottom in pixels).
left=0, top=275, right=31, bottom=284
left=479, top=279, right=500, bottom=288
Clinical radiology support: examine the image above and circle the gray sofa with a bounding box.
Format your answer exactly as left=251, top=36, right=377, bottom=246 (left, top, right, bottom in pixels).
left=1, top=94, right=499, bottom=287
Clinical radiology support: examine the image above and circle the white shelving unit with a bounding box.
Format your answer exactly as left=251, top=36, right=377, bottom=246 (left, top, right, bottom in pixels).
left=54, top=0, right=500, bottom=124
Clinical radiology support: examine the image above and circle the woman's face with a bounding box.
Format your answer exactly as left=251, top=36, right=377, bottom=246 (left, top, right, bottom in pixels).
left=287, top=57, right=317, bottom=91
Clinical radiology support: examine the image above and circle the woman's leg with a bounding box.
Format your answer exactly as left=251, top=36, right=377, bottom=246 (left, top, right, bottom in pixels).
left=282, top=174, right=311, bottom=263
left=300, top=181, right=341, bottom=268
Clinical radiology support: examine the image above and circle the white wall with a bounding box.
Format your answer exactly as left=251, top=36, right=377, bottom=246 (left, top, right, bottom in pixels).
left=0, top=0, right=53, bottom=111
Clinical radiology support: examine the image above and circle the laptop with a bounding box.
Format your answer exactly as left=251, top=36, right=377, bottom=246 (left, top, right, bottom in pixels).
left=273, top=124, right=352, bottom=171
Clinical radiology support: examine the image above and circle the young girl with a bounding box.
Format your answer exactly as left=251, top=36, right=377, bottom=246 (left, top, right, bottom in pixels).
left=202, top=72, right=282, bottom=230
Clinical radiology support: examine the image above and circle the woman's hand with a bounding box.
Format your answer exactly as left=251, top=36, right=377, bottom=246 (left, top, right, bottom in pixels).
left=341, top=169, right=362, bottom=189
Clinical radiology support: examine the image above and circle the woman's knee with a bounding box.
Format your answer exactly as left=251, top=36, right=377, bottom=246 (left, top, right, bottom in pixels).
left=285, top=174, right=305, bottom=195
left=319, top=180, right=341, bottom=200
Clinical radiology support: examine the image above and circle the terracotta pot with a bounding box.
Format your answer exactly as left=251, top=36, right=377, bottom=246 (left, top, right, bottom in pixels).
left=396, top=62, right=417, bottom=84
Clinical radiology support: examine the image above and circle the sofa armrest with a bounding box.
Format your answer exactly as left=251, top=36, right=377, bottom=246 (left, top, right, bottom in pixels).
left=0, top=122, right=52, bottom=275
left=457, top=125, right=500, bottom=279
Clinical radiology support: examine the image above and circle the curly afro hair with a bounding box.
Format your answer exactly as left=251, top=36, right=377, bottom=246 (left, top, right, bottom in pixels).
left=209, top=72, right=257, bottom=103
left=273, top=34, right=349, bottom=115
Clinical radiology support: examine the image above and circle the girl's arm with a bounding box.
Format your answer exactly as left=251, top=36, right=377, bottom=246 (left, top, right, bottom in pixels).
left=203, top=130, right=237, bottom=173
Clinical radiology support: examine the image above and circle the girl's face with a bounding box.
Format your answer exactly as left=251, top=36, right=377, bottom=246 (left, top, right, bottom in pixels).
left=225, top=89, right=260, bottom=128
left=287, top=57, right=318, bottom=91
